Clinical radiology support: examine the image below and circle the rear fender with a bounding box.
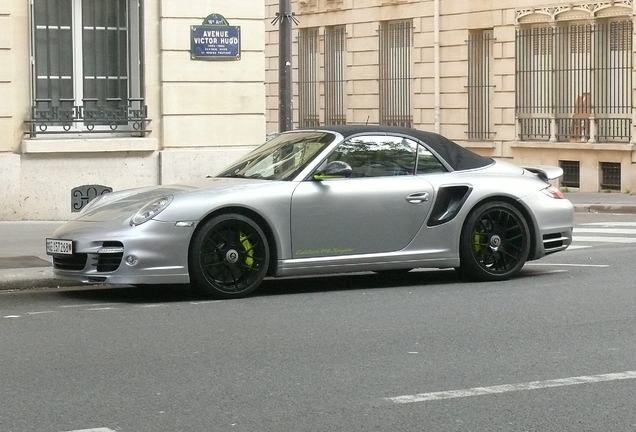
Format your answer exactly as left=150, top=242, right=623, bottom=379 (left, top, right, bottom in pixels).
left=460, top=195, right=541, bottom=261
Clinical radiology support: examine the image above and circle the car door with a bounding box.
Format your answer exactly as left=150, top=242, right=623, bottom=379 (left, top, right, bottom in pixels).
left=290, top=134, right=438, bottom=258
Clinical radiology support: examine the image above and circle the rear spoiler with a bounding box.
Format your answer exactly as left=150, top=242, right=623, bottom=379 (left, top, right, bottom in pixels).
left=523, top=165, right=563, bottom=182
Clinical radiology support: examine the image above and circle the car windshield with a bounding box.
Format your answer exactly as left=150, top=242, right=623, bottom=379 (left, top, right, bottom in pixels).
left=217, top=131, right=335, bottom=180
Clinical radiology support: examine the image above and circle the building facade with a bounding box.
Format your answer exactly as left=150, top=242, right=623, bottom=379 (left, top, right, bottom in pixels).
left=265, top=0, right=636, bottom=193
left=0, top=1, right=265, bottom=220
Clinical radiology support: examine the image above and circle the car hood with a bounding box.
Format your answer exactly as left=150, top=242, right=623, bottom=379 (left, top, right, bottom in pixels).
left=74, top=177, right=274, bottom=222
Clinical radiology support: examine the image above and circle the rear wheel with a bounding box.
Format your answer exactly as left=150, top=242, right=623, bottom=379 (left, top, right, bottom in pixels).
left=189, top=214, right=270, bottom=299
left=458, top=201, right=530, bottom=281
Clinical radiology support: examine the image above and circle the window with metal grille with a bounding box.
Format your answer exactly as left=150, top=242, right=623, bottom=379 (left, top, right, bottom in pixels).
left=467, top=29, right=494, bottom=140
left=324, top=25, right=347, bottom=126
left=611, top=20, right=631, bottom=51
left=532, top=27, right=553, bottom=55
left=516, top=20, right=632, bottom=143
left=298, top=27, right=320, bottom=128
left=28, top=0, right=146, bottom=137
left=559, top=160, right=580, bottom=188
left=379, top=20, right=412, bottom=128
left=570, top=24, right=591, bottom=53
left=600, top=162, right=621, bottom=190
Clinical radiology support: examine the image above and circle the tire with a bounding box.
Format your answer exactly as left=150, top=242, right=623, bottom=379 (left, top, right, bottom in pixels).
left=189, top=214, right=270, bottom=299
left=458, top=201, right=530, bottom=281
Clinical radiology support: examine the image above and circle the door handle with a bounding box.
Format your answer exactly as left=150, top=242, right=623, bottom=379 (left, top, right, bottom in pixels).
left=405, top=192, right=429, bottom=204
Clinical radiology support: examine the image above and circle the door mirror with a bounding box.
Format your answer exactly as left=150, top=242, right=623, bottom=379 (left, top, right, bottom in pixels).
left=313, top=161, right=353, bottom=180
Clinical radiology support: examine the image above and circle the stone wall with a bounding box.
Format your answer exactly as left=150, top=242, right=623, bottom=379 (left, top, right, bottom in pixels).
left=0, top=0, right=266, bottom=220
left=264, top=0, right=636, bottom=192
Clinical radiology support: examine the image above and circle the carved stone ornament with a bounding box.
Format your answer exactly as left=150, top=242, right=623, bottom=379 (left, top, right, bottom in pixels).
left=516, top=0, right=632, bottom=23
left=297, top=0, right=317, bottom=9
left=298, top=0, right=346, bottom=13
left=71, top=185, right=113, bottom=213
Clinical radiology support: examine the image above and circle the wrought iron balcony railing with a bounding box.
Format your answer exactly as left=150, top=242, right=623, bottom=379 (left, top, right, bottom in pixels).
left=24, top=98, right=151, bottom=138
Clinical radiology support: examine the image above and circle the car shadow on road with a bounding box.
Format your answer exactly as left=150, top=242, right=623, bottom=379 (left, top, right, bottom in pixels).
left=55, top=269, right=464, bottom=304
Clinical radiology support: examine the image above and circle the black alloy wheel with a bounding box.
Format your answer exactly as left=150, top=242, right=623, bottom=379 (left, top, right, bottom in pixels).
left=189, top=214, right=270, bottom=299
left=458, top=201, right=530, bottom=281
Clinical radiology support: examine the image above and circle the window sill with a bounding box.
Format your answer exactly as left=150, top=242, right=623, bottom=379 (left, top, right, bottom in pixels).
left=21, top=137, right=158, bottom=154
left=511, top=141, right=635, bottom=152
left=463, top=141, right=496, bottom=149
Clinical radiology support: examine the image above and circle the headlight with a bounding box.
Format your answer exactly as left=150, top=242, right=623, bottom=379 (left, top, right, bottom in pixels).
left=130, top=195, right=173, bottom=226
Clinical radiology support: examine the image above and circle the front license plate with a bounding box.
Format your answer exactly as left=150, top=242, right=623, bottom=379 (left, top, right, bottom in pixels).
left=46, top=238, right=73, bottom=255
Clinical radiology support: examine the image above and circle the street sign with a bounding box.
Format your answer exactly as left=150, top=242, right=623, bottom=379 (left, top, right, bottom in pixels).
left=191, top=13, right=241, bottom=61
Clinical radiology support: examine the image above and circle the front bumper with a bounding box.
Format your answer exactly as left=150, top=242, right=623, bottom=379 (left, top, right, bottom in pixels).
left=49, top=219, right=194, bottom=285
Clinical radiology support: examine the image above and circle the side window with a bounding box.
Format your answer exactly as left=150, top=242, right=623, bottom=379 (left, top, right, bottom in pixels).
left=417, top=145, right=447, bottom=174
left=326, top=135, right=418, bottom=178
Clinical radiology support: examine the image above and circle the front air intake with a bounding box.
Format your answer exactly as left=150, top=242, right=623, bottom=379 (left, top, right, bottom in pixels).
left=53, top=254, right=88, bottom=271
left=91, top=241, right=124, bottom=272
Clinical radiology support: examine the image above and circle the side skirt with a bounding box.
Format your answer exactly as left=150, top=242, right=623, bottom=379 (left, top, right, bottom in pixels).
left=275, top=251, right=459, bottom=278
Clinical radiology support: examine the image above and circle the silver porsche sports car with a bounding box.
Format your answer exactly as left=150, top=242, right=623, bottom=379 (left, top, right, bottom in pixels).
left=47, top=126, right=573, bottom=299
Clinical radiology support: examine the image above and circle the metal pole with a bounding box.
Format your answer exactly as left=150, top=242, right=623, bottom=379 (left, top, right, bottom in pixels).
left=434, top=0, right=440, bottom=133
left=278, top=0, right=293, bottom=132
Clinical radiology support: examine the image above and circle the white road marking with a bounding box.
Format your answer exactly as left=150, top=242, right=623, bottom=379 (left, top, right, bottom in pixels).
left=565, top=245, right=592, bottom=250
left=60, top=303, right=116, bottom=308
left=526, top=263, right=609, bottom=267
left=581, top=222, right=636, bottom=227
left=572, top=236, right=636, bottom=243
left=530, top=269, right=568, bottom=274
left=574, top=228, right=636, bottom=235
left=387, top=370, right=636, bottom=404
left=2, top=299, right=224, bottom=320
left=571, top=224, right=636, bottom=247
left=62, top=428, right=117, bottom=432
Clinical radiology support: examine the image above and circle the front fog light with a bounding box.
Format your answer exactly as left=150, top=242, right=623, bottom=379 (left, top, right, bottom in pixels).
left=126, top=255, right=138, bottom=266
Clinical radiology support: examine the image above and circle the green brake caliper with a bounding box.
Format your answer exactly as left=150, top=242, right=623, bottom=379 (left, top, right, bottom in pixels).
left=239, top=232, right=254, bottom=267
left=473, top=231, right=482, bottom=253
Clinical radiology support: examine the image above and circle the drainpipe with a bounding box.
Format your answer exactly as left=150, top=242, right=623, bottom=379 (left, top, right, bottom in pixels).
left=278, top=0, right=294, bottom=132
left=632, top=1, right=636, bottom=144
left=434, top=0, right=440, bottom=133
left=158, top=0, right=164, bottom=185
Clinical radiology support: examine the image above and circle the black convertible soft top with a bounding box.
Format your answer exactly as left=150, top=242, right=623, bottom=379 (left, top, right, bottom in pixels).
left=314, top=125, right=493, bottom=171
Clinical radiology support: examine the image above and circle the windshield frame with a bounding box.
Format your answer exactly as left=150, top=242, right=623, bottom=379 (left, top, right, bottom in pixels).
left=216, top=131, right=338, bottom=181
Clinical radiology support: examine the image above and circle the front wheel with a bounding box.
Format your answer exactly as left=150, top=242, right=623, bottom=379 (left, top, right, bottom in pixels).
left=189, top=214, right=270, bottom=299
left=458, top=201, right=530, bottom=281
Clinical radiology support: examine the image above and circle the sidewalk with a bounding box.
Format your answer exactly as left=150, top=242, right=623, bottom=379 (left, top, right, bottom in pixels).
left=567, top=191, right=636, bottom=214
left=0, top=221, right=77, bottom=290
left=1, top=192, right=636, bottom=291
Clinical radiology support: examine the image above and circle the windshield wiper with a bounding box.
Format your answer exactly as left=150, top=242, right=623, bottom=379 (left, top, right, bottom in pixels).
left=218, top=172, right=247, bottom=178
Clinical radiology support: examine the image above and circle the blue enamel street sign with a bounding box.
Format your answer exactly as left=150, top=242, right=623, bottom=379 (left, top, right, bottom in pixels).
left=191, top=14, right=241, bottom=60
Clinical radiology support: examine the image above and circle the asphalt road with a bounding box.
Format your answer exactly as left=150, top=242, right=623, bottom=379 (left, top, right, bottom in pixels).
left=2, top=213, right=636, bottom=432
